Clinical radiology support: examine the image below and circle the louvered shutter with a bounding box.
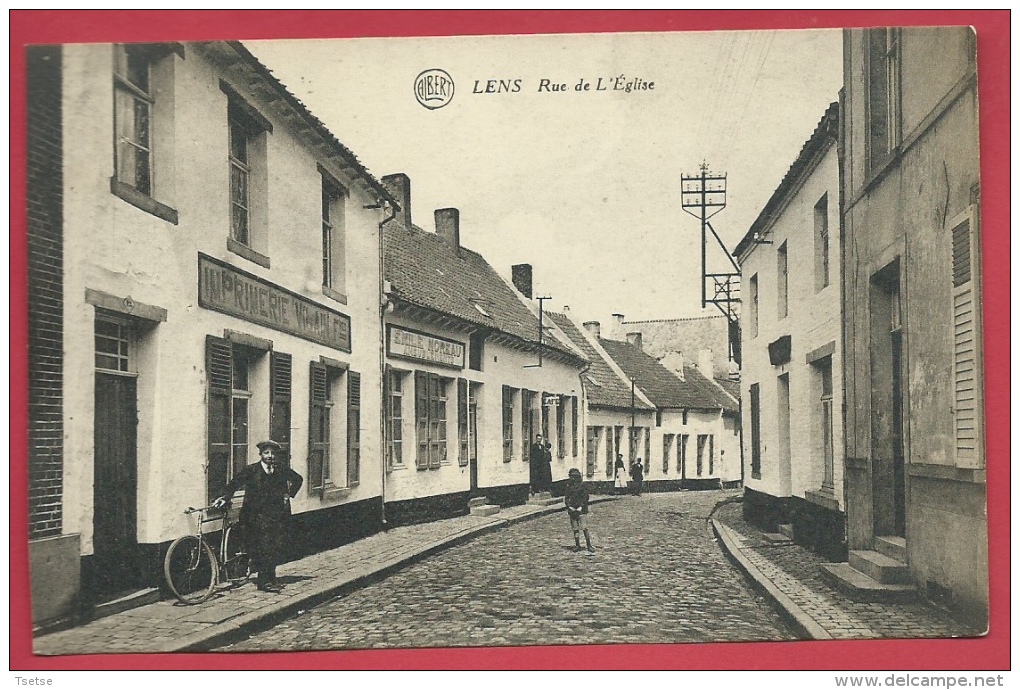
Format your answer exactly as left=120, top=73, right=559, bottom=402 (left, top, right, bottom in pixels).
left=308, top=361, right=328, bottom=491
left=383, top=366, right=393, bottom=472
left=950, top=209, right=983, bottom=468
left=347, top=371, right=361, bottom=486
left=206, top=335, right=232, bottom=501
left=571, top=395, right=578, bottom=457
left=415, top=371, right=429, bottom=470
left=457, top=378, right=469, bottom=467
left=270, top=351, right=292, bottom=465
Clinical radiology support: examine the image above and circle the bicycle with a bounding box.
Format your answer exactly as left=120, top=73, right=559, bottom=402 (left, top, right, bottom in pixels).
left=163, top=504, right=251, bottom=604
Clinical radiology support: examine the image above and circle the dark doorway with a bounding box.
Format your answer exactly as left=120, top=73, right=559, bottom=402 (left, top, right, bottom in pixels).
left=870, top=261, right=907, bottom=538
left=93, top=372, right=141, bottom=595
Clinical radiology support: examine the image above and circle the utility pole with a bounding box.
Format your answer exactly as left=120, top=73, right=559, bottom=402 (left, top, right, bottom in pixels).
left=630, top=377, right=636, bottom=461
left=682, top=161, right=742, bottom=364
left=525, top=294, right=552, bottom=368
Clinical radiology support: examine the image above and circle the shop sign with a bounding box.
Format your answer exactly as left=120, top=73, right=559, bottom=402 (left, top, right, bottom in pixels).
left=199, top=254, right=351, bottom=352
left=388, top=325, right=465, bottom=368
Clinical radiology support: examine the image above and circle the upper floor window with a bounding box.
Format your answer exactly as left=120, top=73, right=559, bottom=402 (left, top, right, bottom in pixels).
left=777, top=241, right=789, bottom=319
left=748, top=273, right=759, bottom=338
left=867, top=28, right=901, bottom=172
left=112, top=43, right=178, bottom=224
left=320, top=171, right=347, bottom=300
left=814, top=194, right=830, bottom=291
left=222, top=82, right=272, bottom=267
left=229, top=104, right=253, bottom=246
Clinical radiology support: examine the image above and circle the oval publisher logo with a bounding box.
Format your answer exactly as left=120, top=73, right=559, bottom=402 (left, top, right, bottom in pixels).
left=414, top=69, right=455, bottom=110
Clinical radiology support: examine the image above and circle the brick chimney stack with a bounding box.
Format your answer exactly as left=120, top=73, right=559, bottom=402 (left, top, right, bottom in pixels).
left=434, top=208, right=460, bottom=252
left=612, top=313, right=626, bottom=338
left=583, top=321, right=601, bottom=339
left=511, top=264, right=533, bottom=299
left=381, top=173, right=412, bottom=229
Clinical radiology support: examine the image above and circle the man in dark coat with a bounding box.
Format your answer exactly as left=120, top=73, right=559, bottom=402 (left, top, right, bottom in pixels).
left=630, top=457, right=645, bottom=496
left=212, top=440, right=303, bottom=592
left=529, top=434, right=546, bottom=496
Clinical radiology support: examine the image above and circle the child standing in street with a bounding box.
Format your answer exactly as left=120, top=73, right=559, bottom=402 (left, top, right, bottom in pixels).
left=564, top=468, right=595, bottom=553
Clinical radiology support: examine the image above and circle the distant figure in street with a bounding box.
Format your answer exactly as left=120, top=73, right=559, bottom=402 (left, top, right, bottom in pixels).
left=630, top=457, right=645, bottom=496
left=542, top=440, right=554, bottom=492
left=564, top=468, right=595, bottom=553
left=529, top=434, right=546, bottom=496
left=613, top=454, right=628, bottom=494
left=212, top=440, right=303, bottom=593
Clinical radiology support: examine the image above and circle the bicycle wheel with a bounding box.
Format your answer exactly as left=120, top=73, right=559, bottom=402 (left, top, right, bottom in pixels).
left=164, top=535, right=218, bottom=604
left=221, top=524, right=251, bottom=583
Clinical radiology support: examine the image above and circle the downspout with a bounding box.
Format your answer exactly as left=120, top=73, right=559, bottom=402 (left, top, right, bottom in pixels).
left=378, top=199, right=397, bottom=530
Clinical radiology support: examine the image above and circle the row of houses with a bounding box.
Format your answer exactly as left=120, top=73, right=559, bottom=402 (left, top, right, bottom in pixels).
left=736, top=27, right=986, bottom=628
left=25, top=40, right=739, bottom=628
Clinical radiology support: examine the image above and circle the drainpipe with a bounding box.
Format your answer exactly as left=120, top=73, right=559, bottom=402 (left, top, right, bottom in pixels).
left=377, top=199, right=397, bottom=530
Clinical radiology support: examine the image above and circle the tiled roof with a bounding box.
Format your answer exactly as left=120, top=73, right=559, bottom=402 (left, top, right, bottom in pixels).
left=599, top=338, right=730, bottom=411
left=547, top=313, right=653, bottom=410
left=714, top=377, right=741, bottom=408
left=384, top=224, right=577, bottom=359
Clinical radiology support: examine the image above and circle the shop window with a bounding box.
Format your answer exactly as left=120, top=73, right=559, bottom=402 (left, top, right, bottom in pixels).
left=385, top=369, right=406, bottom=470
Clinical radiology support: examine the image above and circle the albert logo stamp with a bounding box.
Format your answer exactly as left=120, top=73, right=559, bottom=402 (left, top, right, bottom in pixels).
left=414, top=68, right=455, bottom=109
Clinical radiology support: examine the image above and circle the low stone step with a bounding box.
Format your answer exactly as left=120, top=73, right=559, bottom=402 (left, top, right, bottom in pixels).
left=778, top=523, right=795, bottom=539
left=849, top=549, right=911, bottom=584
left=469, top=504, right=500, bottom=517
left=467, top=496, right=489, bottom=509
left=819, top=562, right=916, bottom=602
left=527, top=496, right=561, bottom=507
left=874, top=535, right=907, bottom=563
left=93, top=587, right=161, bottom=619
left=762, top=532, right=794, bottom=545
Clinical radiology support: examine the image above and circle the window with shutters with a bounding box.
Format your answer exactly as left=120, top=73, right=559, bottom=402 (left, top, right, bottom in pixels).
left=269, top=352, right=292, bottom=462
left=949, top=207, right=983, bottom=468
left=468, top=382, right=479, bottom=467
left=571, top=395, right=579, bottom=457
left=308, top=361, right=337, bottom=491
left=663, top=434, right=674, bottom=474
left=521, top=390, right=534, bottom=461
left=457, top=378, right=470, bottom=467
left=605, top=426, right=614, bottom=477
left=696, top=435, right=708, bottom=477
left=415, top=371, right=449, bottom=470
left=614, top=426, right=623, bottom=465
left=813, top=356, right=835, bottom=490
left=586, top=426, right=600, bottom=478
left=678, top=433, right=689, bottom=477
left=644, top=427, right=651, bottom=473
left=309, top=360, right=357, bottom=491
left=385, top=369, right=406, bottom=470
left=708, top=435, right=715, bottom=475
left=556, top=395, right=566, bottom=458
left=347, top=370, right=361, bottom=487
left=867, top=28, right=901, bottom=173
left=502, top=385, right=515, bottom=462
left=205, top=336, right=267, bottom=501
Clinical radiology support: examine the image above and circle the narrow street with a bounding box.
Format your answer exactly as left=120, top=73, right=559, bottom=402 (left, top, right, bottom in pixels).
left=222, top=491, right=796, bottom=651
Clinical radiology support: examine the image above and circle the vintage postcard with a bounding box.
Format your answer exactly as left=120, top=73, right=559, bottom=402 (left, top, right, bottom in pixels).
left=13, top=11, right=1007, bottom=671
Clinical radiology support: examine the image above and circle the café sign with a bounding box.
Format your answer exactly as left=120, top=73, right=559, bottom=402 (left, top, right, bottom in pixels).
left=388, top=325, right=465, bottom=368
left=199, top=254, right=351, bottom=352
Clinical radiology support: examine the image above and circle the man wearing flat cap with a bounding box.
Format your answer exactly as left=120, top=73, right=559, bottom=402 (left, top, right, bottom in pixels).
left=212, top=439, right=303, bottom=592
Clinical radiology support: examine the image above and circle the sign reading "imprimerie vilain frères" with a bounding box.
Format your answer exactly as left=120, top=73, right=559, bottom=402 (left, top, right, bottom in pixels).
left=199, top=253, right=351, bottom=352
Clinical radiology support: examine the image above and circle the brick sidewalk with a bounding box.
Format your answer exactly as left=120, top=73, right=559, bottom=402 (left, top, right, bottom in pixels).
left=711, top=501, right=983, bottom=641
left=33, top=499, right=596, bottom=656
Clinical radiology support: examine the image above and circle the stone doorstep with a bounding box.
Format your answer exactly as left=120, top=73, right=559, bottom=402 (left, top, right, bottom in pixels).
left=467, top=496, right=489, bottom=509
left=762, top=532, right=794, bottom=545
left=819, top=562, right=917, bottom=603
left=874, top=535, right=908, bottom=562
left=778, top=523, right=795, bottom=540
left=848, top=549, right=911, bottom=584
left=469, top=504, right=501, bottom=517
left=527, top=497, right=561, bottom=507
left=91, top=587, right=162, bottom=621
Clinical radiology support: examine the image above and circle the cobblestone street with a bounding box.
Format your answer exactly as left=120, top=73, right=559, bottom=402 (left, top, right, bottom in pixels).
left=223, top=491, right=796, bottom=651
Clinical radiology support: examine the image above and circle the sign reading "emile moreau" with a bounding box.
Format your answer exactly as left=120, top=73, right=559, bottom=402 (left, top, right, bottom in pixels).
left=199, top=254, right=351, bottom=352
left=388, top=325, right=465, bottom=368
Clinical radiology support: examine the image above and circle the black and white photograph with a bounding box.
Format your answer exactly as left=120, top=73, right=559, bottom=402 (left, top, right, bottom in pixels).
left=16, top=11, right=1006, bottom=670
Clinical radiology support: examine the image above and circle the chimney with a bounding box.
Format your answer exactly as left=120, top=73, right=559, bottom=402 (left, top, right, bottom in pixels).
left=612, top=313, right=625, bottom=338
left=562, top=305, right=571, bottom=317
left=697, top=349, right=714, bottom=378
left=434, top=208, right=460, bottom=251
left=583, top=321, right=601, bottom=339
left=659, top=351, right=685, bottom=380
left=381, top=173, right=412, bottom=229
left=512, top=264, right=533, bottom=298
left=626, top=332, right=643, bottom=350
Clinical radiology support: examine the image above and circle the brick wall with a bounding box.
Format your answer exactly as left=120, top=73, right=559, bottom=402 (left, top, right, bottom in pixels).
left=27, top=46, right=63, bottom=538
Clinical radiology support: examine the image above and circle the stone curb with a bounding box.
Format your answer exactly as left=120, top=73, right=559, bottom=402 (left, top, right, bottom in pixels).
left=710, top=518, right=833, bottom=641
left=166, top=497, right=617, bottom=652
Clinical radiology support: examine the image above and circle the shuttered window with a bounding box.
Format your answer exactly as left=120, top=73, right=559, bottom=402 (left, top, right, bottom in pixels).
left=663, top=434, right=674, bottom=474
left=385, top=369, right=404, bottom=471
left=556, top=395, right=566, bottom=458
left=521, top=390, right=534, bottom=461
left=270, top=352, right=292, bottom=463
left=308, top=361, right=332, bottom=490
left=950, top=208, right=983, bottom=468
left=457, top=378, right=469, bottom=467
left=347, top=371, right=361, bottom=486
left=605, top=426, right=614, bottom=477
left=678, top=434, right=689, bottom=477
left=415, top=371, right=448, bottom=470
left=571, top=395, right=579, bottom=457
left=586, top=426, right=599, bottom=478
left=206, top=336, right=233, bottom=501
left=502, top=386, right=514, bottom=463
